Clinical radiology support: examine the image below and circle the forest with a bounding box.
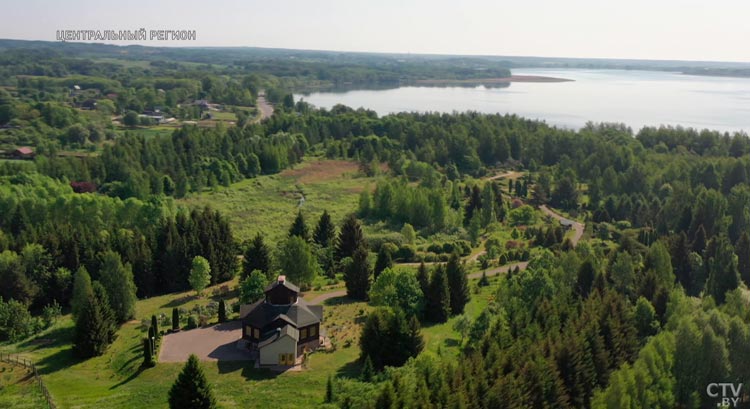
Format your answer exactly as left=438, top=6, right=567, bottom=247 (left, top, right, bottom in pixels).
left=1, top=41, right=750, bottom=409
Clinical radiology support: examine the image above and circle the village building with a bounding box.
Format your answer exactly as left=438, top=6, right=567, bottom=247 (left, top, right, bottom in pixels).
left=12, top=147, right=34, bottom=159
left=239, top=275, right=323, bottom=366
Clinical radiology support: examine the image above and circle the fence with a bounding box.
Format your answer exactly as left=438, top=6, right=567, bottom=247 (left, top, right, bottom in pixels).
left=0, top=352, right=56, bottom=409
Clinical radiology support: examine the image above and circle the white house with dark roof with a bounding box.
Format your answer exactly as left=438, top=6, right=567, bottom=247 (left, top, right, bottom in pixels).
left=239, top=275, right=323, bottom=366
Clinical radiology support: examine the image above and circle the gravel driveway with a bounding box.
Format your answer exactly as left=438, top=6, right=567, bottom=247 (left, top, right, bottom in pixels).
left=159, top=320, right=253, bottom=362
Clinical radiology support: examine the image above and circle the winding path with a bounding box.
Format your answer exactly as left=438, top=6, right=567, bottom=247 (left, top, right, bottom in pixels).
left=252, top=91, right=274, bottom=123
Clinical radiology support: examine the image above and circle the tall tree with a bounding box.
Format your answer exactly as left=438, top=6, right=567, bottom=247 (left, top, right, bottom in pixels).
left=705, top=235, right=739, bottom=304
left=189, top=256, right=212, bottom=296
left=98, top=251, right=137, bottom=323
left=71, top=266, right=93, bottom=319
left=445, top=253, right=470, bottom=315
left=345, top=245, right=371, bottom=300
left=426, top=265, right=450, bottom=322
left=278, top=236, right=319, bottom=287
left=373, top=246, right=394, bottom=279
left=242, top=233, right=271, bottom=279
left=313, top=210, right=336, bottom=248
left=168, top=354, right=217, bottom=409
left=73, top=282, right=116, bottom=358
left=736, top=232, right=750, bottom=287
left=288, top=210, right=310, bottom=241
left=336, top=214, right=366, bottom=262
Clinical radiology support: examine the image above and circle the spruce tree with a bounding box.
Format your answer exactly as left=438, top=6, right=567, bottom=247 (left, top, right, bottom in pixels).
left=314, top=210, right=336, bottom=248
left=426, top=266, right=450, bottom=322
left=336, top=214, right=366, bottom=262
left=99, top=251, right=137, bottom=323
left=74, top=282, right=116, bottom=358
left=143, top=337, right=155, bottom=367
left=71, top=266, right=93, bottom=320
left=416, top=262, right=429, bottom=299
left=706, top=235, right=739, bottom=304
left=445, top=253, right=470, bottom=315
left=242, top=233, right=271, bottom=279
left=289, top=210, right=310, bottom=241
left=325, top=375, right=334, bottom=403
left=168, top=354, right=217, bottom=409
left=345, top=245, right=371, bottom=300
left=373, top=246, right=393, bottom=280
left=360, top=355, right=375, bottom=382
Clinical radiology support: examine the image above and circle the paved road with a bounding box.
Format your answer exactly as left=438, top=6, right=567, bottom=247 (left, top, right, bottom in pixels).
left=159, top=321, right=252, bottom=362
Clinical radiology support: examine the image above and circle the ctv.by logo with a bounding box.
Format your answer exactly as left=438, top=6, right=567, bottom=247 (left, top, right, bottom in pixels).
left=707, top=383, right=743, bottom=407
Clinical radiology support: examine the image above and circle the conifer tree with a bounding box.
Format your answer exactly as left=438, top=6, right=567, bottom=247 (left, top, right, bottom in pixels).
left=151, top=315, right=159, bottom=339
left=242, top=233, right=271, bottom=279
left=361, top=355, right=375, bottom=381
left=74, top=282, right=117, bottom=358
left=289, top=210, right=310, bottom=241
left=99, top=251, right=137, bottom=323
left=706, top=235, right=739, bottom=304
left=373, top=246, right=393, bottom=279
left=313, top=210, right=336, bottom=248
left=172, top=307, right=180, bottom=331
left=736, top=232, right=750, bottom=287
left=325, top=375, right=334, bottom=403
left=143, top=337, right=155, bottom=367
left=336, top=214, right=366, bottom=262
left=218, top=299, right=227, bottom=323
left=445, top=253, right=470, bottom=315
left=345, top=245, right=371, bottom=300
left=71, top=266, right=93, bottom=319
left=426, top=265, right=451, bottom=322
left=168, top=354, right=217, bottom=409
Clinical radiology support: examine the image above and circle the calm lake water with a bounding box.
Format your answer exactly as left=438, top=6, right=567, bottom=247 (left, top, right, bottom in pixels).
left=296, top=69, right=750, bottom=133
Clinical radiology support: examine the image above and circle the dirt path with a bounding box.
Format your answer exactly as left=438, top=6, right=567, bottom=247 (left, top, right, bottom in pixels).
left=306, top=290, right=346, bottom=305
left=252, top=91, right=274, bottom=123
left=486, top=170, right=523, bottom=181
left=539, top=205, right=585, bottom=246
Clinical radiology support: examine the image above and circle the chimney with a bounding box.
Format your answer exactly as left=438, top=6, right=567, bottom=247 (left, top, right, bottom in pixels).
left=278, top=275, right=286, bottom=283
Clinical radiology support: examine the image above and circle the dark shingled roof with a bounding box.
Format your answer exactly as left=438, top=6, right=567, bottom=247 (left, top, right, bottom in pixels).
left=264, top=277, right=300, bottom=293
left=242, top=297, right=323, bottom=330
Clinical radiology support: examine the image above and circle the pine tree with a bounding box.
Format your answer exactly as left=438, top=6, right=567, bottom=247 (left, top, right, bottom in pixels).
left=445, top=253, right=470, bottom=315
left=172, top=308, right=180, bottom=331
left=289, top=210, right=310, bottom=241
left=242, top=233, right=271, bottom=279
left=426, top=266, right=451, bottom=322
left=314, top=210, right=336, bottom=248
left=98, top=251, right=137, bottom=323
left=361, top=355, right=375, bottom=381
left=71, top=266, right=93, bottom=319
left=336, top=214, right=366, bottom=262
left=376, top=382, right=395, bottom=409
left=168, top=354, right=217, bottom=409
left=345, top=245, right=371, bottom=300
left=416, top=262, right=429, bottom=299
left=576, top=259, right=596, bottom=298
left=218, top=299, right=227, bottom=323
left=74, top=282, right=117, bottom=358
left=373, top=246, right=393, bottom=280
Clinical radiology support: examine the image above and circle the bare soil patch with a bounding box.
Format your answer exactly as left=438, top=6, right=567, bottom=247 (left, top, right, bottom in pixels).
left=281, top=160, right=360, bottom=184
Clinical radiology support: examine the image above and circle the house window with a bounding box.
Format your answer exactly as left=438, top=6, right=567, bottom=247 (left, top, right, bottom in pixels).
left=301, top=328, right=308, bottom=339
left=311, top=326, right=318, bottom=337
left=244, top=326, right=251, bottom=337
left=253, top=328, right=260, bottom=339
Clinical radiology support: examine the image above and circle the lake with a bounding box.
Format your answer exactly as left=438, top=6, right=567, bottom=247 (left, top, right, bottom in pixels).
left=296, top=69, right=750, bottom=133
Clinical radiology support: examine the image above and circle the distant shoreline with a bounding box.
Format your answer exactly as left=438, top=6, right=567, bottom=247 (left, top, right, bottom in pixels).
left=414, top=75, right=574, bottom=85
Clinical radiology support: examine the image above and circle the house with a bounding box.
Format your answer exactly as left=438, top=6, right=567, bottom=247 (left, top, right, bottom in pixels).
left=239, top=275, right=323, bottom=366
left=12, top=147, right=34, bottom=159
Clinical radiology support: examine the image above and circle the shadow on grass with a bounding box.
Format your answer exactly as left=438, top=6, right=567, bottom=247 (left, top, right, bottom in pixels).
left=109, top=366, right=146, bottom=390
left=443, top=338, right=460, bottom=348
left=34, top=347, right=78, bottom=375
left=323, top=296, right=356, bottom=307
left=160, top=295, right=197, bottom=308
left=335, top=359, right=361, bottom=379
left=17, top=325, right=74, bottom=351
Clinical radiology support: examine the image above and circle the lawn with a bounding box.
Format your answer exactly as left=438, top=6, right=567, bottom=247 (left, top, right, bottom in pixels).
left=180, top=158, right=376, bottom=244
left=0, top=272, right=501, bottom=409
left=0, top=362, right=48, bottom=409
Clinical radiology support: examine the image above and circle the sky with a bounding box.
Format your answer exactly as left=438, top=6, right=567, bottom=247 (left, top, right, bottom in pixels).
left=3, top=0, right=750, bottom=63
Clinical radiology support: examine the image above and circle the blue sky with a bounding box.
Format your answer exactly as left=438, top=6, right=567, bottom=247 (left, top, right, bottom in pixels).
left=3, top=0, right=750, bottom=62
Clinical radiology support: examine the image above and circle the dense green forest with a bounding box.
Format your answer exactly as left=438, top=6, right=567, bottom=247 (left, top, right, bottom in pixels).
left=2, top=42, right=750, bottom=409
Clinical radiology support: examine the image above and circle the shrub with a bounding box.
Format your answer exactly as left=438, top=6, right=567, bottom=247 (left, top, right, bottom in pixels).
left=395, top=245, right=417, bottom=262
left=187, top=315, right=198, bottom=329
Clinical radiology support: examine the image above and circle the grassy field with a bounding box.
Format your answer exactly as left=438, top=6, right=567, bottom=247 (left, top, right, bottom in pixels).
left=180, top=158, right=375, bottom=244
left=0, top=362, right=48, bottom=409
left=0, top=272, right=501, bottom=409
